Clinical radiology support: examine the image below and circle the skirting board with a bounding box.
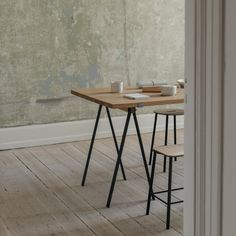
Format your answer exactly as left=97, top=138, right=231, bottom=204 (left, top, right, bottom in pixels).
left=0, top=114, right=184, bottom=150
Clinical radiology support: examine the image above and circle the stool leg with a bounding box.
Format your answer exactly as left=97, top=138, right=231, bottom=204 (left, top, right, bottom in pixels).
left=166, top=156, right=173, bottom=229
left=146, top=152, right=157, bottom=215
left=163, top=115, right=169, bottom=172
left=174, top=115, right=177, bottom=162
left=149, top=113, right=158, bottom=165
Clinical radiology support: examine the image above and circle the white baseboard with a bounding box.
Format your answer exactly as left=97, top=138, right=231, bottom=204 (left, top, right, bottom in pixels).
left=0, top=114, right=184, bottom=150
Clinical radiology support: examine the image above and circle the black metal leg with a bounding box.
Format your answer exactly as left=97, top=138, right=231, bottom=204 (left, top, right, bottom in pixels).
left=106, top=107, right=127, bottom=181
left=106, top=109, right=132, bottom=208
left=133, top=111, right=155, bottom=200
left=166, top=156, right=173, bottom=229
left=163, top=115, right=169, bottom=172
left=146, top=151, right=157, bottom=215
left=149, top=113, right=158, bottom=165
left=174, top=115, right=177, bottom=161
left=81, top=105, right=102, bottom=186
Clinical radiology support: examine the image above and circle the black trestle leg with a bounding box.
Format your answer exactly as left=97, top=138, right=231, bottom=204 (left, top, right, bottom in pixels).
left=106, top=108, right=132, bottom=208
left=163, top=115, right=169, bottom=172
left=149, top=113, right=158, bottom=165
left=146, top=152, right=157, bottom=215
left=174, top=115, right=177, bottom=161
left=81, top=105, right=102, bottom=186
left=166, top=156, right=173, bottom=229
left=106, top=107, right=126, bottom=181
left=133, top=111, right=155, bottom=200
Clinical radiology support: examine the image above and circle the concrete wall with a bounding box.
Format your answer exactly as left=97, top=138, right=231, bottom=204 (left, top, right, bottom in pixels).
left=0, top=0, right=184, bottom=128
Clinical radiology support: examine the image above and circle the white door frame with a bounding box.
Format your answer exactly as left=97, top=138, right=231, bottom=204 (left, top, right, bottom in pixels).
left=185, top=0, right=224, bottom=235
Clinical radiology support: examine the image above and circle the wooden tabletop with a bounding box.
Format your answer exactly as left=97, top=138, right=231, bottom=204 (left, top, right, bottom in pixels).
left=71, top=87, right=184, bottom=109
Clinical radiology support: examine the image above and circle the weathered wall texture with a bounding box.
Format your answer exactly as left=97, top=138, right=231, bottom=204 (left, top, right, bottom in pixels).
left=0, top=0, right=184, bottom=128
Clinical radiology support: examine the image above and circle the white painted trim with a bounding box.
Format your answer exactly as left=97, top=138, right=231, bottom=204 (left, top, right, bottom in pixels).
left=221, top=1, right=236, bottom=235
left=0, top=113, right=184, bottom=150
left=184, top=0, right=196, bottom=235
left=205, top=1, right=224, bottom=235
left=185, top=0, right=224, bottom=235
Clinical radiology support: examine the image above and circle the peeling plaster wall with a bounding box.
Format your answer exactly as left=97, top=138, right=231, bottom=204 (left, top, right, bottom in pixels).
left=0, top=0, right=184, bottom=128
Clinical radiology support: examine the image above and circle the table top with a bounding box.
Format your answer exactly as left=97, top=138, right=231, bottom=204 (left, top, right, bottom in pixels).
left=71, top=87, right=184, bottom=109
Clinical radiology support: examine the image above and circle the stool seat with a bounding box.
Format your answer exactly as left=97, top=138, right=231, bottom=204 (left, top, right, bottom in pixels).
left=153, top=144, right=184, bottom=157
left=154, top=109, right=184, bottom=116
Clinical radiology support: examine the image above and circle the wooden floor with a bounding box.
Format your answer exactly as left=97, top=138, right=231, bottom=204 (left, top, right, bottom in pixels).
left=0, top=130, right=184, bottom=236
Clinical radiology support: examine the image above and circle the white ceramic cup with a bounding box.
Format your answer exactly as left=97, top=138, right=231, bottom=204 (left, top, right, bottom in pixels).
left=111, top=81, right=123, bottom=93
left=161, top=85, right=177, bottom=96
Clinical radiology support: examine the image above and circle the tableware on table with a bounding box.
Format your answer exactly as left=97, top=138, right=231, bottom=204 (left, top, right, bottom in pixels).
left=177, top=79, right=185, bottom=88
left=161, top=85, right=177, bottom=96
left=111, top=81, right=123, bottom=93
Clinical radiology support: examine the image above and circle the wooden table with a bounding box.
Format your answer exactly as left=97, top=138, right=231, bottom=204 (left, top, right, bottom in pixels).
left=72, top=87, right=184, bottom=110
left=71, top=87, right=184, bottom=207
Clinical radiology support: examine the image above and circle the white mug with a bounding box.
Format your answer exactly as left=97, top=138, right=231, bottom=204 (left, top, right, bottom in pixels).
left=161, top=85, right=177, bottom=96
left=111, top=81, right=123, bottom=93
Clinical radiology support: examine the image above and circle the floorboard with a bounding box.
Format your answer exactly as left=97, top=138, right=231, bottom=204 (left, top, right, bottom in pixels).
left=0, top=130, right=183, bottom=236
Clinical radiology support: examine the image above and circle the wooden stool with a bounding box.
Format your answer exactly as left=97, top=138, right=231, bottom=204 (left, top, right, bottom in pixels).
left=146, top=144, right=184, bottom=229
left=149, top=108, right=184, bottom=172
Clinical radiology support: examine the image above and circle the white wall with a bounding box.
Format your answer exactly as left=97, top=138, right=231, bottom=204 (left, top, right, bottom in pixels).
left=222, top=1, right=236, bottom=235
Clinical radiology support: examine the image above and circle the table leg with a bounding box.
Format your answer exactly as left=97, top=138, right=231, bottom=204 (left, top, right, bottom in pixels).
left=81, top=105, right=102, bottom=186
left=106, top=108, right=132, bottom=207
left=106, top=107, right=127, bottom=181
left=133, top=111, right=154, bottom=199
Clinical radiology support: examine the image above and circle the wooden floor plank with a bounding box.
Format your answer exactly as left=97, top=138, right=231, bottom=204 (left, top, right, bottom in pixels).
left=42, top=145, right=159, bottom=236
left=0, top=152, right=73, bottom=236
left=0, top=131, right=183, bottom=236
left=24, top=147, right=125, bottom=236
left=63, top=134, right=183, bottom=234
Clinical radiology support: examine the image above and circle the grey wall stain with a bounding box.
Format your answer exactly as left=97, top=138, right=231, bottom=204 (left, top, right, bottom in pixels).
left=0, top=0, right=184, bottom=128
